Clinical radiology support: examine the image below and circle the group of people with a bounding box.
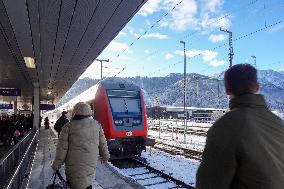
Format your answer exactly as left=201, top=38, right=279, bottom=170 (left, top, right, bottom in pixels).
left=50, top=64, right=284, bottom=189
left=0, top=114, right=33, bottom=146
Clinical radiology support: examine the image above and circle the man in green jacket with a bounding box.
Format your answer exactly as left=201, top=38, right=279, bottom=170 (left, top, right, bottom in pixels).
left=196, top=64, right=284, bottom=189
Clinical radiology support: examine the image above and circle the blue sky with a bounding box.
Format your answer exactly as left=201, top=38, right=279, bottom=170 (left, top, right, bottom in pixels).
left=80, top=0, right=284, bottom=79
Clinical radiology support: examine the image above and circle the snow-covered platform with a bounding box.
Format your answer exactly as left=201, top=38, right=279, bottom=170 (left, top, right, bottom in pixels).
left=28, top=129, right=142, bottom=189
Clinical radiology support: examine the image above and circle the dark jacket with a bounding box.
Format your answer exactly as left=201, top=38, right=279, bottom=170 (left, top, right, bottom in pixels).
left=196, top=94, right=284, bottom=189
left=54, top=115, right=69, bottom=134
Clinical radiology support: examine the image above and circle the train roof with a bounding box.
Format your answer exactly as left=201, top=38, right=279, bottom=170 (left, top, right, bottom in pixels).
left=100, top=78, right=140, bottom=91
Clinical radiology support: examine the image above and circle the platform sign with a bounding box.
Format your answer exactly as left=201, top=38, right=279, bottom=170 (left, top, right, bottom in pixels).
left=0, top=88, right=21, bottom=96
left=0, top=104, right=13, bottom=109
left=40, top=104, right=55, bottom=110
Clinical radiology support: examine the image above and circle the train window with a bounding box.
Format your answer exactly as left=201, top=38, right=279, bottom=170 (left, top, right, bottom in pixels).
left=109, top=98, right=141, bottom=113
left=125, top=99, right=140, bottom=113
left=107, top=90, right=139, bottom=98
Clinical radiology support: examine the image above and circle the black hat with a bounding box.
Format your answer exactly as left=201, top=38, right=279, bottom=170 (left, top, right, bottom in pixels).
left=62, top=111, right=68, bottom=115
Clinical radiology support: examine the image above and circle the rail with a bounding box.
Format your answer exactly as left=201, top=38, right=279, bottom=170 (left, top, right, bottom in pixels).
left=111, top=157, right=194, bottom=189
left=153, top=141, right=203, bottom=161
left=147, top=119, right=209, bottom=138
left=0, top=130, right=38, bottom=189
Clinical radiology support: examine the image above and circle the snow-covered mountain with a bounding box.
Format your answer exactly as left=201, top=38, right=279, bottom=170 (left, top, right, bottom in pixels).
left=57, top=70, right=284, bottom=112
left=56, top=77, right=99, bottom=107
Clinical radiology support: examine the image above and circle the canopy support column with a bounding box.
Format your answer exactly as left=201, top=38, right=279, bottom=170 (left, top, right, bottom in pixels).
left=33, top=82, right=40, bottom=130
left=13, top=97, right=17, bottom=114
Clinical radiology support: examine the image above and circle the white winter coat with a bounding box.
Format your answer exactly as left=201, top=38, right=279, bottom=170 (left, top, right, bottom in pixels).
left=52, top=117, right=110, bottom=189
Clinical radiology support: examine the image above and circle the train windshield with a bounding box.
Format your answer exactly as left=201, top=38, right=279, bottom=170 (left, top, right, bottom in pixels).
left=109, top=98, right=140, bottom=113
left=107, top=90, right=141, bottom=114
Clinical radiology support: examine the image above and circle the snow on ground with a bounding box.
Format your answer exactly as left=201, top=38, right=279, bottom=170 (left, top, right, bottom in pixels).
left=116, top=147, right=199, bottom=188
left=117, top=166, right=178, bottom=189
left=148, top=119, right=212, bottom=129
left=148, top=129, right=206, bottom=151
left=142, top=147, right=199, bottom=187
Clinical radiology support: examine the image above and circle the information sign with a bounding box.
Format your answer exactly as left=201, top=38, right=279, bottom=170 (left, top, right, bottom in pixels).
left=0, top=89, right=21, bottom=96
left=40, top=104, right=55, bottom=110
left=0, top=104, right=13, bottom=109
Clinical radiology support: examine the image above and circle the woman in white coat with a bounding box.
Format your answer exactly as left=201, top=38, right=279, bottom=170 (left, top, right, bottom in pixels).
left=52, top=102, right=110, bottom=189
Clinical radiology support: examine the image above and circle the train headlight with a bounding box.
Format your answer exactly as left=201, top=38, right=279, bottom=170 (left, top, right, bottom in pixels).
left=133, top=120, right=140, bottom=124
left=114, top=120, right=119, bottom=124
left=118, top=120, right=123, bottom=124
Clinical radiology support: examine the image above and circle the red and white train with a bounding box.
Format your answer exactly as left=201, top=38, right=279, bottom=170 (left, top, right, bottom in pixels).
left=47, top=79, right=155, bottom=158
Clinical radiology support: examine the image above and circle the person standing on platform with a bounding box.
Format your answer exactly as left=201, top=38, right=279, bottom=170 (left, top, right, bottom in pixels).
left=44, top=117, right=50, bottom=129
left=54, top=111, right=69, bottom=138
left=52, top=102, right=110, bottom=189
left=196, top=64, right=284, bottom=189
left=0, top=115, right=10, bottom=144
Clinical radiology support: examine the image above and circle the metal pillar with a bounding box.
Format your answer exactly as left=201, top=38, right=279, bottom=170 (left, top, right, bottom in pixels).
left=196, top=79, right=199, bottom=97
left=101, top=61, right=102, bottom=80
left=180, top=41, right=187, bottom=143
left=95, top=59, right=109, bottom=80
left=13, top=96, right=17, bottom=114
left=220, top=28, right=234, bottom=108
left=251, top=55, right=256, bottom=67
left=220, top=28, right=234, bottom=68
left=217, top=80, right=220, bottom=97
left=33, top=82, right=40, bottom=130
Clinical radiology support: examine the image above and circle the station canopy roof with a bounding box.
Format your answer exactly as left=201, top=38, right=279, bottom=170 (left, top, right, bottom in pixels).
left=0, top=0, right=145, bottom=103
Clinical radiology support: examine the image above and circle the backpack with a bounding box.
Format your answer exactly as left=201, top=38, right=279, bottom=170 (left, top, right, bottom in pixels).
left=54, top=121, right=60, bottom=133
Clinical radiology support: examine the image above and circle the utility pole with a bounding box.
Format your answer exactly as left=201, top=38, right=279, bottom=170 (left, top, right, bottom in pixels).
left=196, top=79, right=199, bottom=97
left=251, top=55, right=256, bottom=67
left=180, top=40, right=187, bottom=143
left=220, top=28, right=233, bottom=108
left=220, top=28, right=234, bottom=68
left=217, top=79, right=220, bottom=97
left=95, top=59, right=109, bottom=80
left=154, top=96, right=161, bottom=139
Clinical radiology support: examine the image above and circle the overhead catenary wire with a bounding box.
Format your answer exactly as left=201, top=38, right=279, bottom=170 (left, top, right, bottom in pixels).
left=182, top=0, right=261, bottom=40
left=106, top=2, right=284, bottom=82
left=118, top=0, right=264, bottom=64
left=108, top=0, right=271, bottom=81
left=142, top=0, right=284, bottom=63
left=145, top=18, right=284, bottom=78
left=110, top=0, right=184, bottom=61
left=128, top=1, right=284, bottom=79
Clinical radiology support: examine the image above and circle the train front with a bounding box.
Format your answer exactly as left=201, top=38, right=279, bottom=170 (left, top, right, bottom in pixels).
left=96, top=80, right=155, bottom=158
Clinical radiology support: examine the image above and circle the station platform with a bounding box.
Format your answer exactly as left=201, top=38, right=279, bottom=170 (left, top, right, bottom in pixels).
left=27, top=128, right=143, bottom=189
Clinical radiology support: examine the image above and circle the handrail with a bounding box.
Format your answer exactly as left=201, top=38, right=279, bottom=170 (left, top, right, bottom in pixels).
left=0, top=129, right=38, bottom=188
left=6, top=130, right=38, bottom=189
left=0, top=131, right=33, bottom=164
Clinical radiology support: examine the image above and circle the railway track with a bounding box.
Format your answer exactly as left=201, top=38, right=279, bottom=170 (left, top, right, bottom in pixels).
left=149, top=127, right=207, bottom=137
left=111, top=157, right=194, bottom=189
left=153, top=141, right=203, bottom=161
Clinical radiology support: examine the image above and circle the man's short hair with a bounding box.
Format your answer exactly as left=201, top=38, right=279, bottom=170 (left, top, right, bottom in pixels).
left=224, top=64, right=258, bottom=96
left=62, top=111, right=68, bottom=116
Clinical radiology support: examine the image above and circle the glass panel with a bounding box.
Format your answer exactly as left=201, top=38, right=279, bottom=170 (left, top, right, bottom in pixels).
left=109, top=98, right=141, bottom=113
left=125, top=99, right=140, bottom=113
left=107, top=90, right=139, bottom=97
left=109, top=98, right=127, bottom=113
